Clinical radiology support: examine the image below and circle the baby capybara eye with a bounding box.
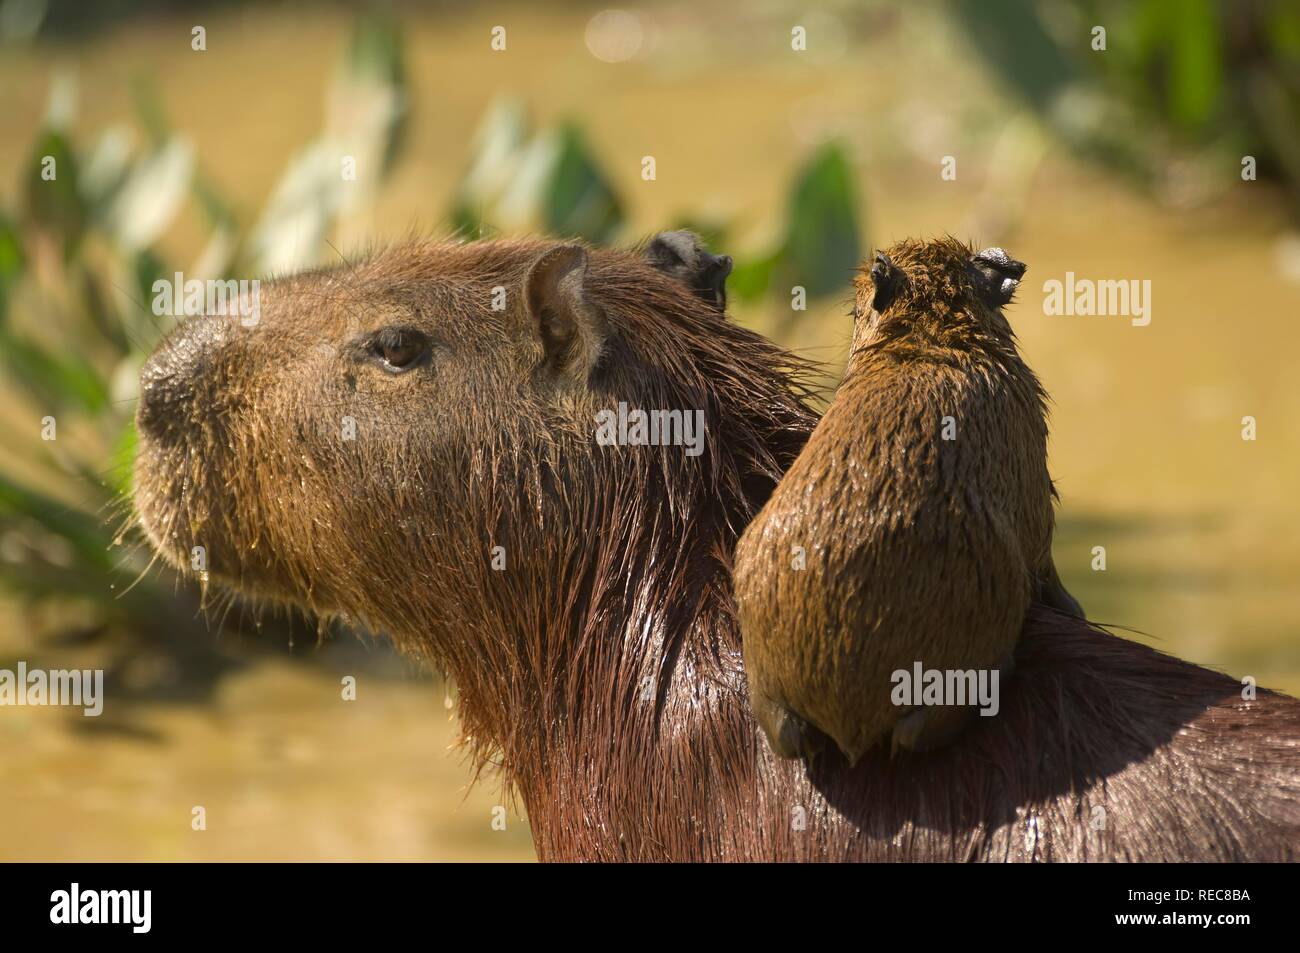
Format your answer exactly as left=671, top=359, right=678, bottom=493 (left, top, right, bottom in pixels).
left=367, top=327, right=430, bottom=372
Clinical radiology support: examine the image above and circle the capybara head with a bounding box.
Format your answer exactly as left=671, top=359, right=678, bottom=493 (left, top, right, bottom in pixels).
left=853, top=236, right=1027, bottom=349
left=133, top=237, right=816, bottom=749
left=642, top=230, right=733, bottom=311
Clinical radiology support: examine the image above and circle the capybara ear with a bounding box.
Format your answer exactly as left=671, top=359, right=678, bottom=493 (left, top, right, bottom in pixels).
left=971, top=247, right=1027, bottom=308
left=869, top=252, right=903, bottom=312
left=644, top=230, right=733, bottom=311
left=525, top=244, right=608, bottom=381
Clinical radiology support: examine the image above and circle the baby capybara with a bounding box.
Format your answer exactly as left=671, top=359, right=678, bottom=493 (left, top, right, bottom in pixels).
left=735, top=237, right=1081, bottom=764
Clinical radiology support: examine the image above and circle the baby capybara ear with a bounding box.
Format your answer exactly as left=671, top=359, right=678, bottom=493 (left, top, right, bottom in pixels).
left=868, top=252, right=904, bottom=312
left=526, top=244, right=609, bottom=381
left=971, top=247, right=1027, bottom=308
left=644, top=230, right=733, bottom=311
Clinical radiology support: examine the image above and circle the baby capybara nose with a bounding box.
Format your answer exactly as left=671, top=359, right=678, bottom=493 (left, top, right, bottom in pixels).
left=137, top=317, right=230, bottom=443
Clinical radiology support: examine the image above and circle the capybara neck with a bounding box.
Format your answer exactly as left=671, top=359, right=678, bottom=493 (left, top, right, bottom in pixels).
left=404, top=261, right=820, bottom=857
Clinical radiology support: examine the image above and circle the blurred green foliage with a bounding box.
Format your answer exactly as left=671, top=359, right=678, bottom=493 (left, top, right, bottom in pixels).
left=450, top=100, right=866, bottom=306
left=0, top=14, right=410, bottom=693
left=951, top=0, right=1300, bottom=211
left=0, top=12, right=866, bottom=687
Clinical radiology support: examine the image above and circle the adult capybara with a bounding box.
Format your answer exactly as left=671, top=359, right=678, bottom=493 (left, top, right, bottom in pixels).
left=735, top=238, right=1082, bottom=765
left=132, top=234, right=1300, bottom=861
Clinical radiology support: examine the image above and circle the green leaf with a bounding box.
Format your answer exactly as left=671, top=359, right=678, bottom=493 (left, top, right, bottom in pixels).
left=339, top=12, right=408, bottom=176
left=728, top=252, right=777, bottom=304
left=1269, top=5, right=1300, bottom=59
left=947, top=0, right=1076, bottom=112
left=541, top=124, right=623, bottom=245
left=0, top=0, right=48, bottom=43
left=450, top=98, right=530, bottom=232
left=192, top=173, right=238, bottom=232
left=248, top=141, right=338, bottom=275
left=1167, top=0, right=1222, bottom=130
left=22, top=128, right=84, bottom=256
left=107, top=418, right=139, bottom=500
left=346, top=12, right=405, bottom=88
left=0, top=327, right=110, bottom=414
left=0, top=210, right=25, bottom=322
left=130, top=73, right=172, bottom=147
left=0, top=472, right=115, bottom=574
left=132, top=247, right=168, bottom=313
left=103, top=138, right=195, bottom=251
left=72, top=248, right=166, bottom=359
left=774, top=142, right=863, bottom=300
left=447, top=199, right=496, bottom=241
left=79, top=126, right=135, bottom=221
left=75, top=265, right=131, bottom=356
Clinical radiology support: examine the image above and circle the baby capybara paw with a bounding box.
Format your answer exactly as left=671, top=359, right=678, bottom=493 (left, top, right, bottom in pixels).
left=890, top=653, right=1017, bottom=757
left=1038, top=559, right=1086, bottom=619
left=890, top=705, right=976, bottom=756
left=753, top=693, right=827, bottom=762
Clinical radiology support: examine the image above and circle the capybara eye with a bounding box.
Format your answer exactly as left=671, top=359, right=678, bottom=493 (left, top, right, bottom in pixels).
left=368, top=328, right=430, bottom=373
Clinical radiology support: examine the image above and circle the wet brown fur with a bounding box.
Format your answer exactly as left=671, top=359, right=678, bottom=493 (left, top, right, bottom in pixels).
left=133, top=237, right=1300, bottom=861
left=735, top=237, right=1064, bottom=763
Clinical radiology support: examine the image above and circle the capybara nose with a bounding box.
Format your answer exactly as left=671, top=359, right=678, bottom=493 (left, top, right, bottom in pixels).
left=137, top=317, right=229, bottom=443
left=974, top=247, right=1026, bottom=280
